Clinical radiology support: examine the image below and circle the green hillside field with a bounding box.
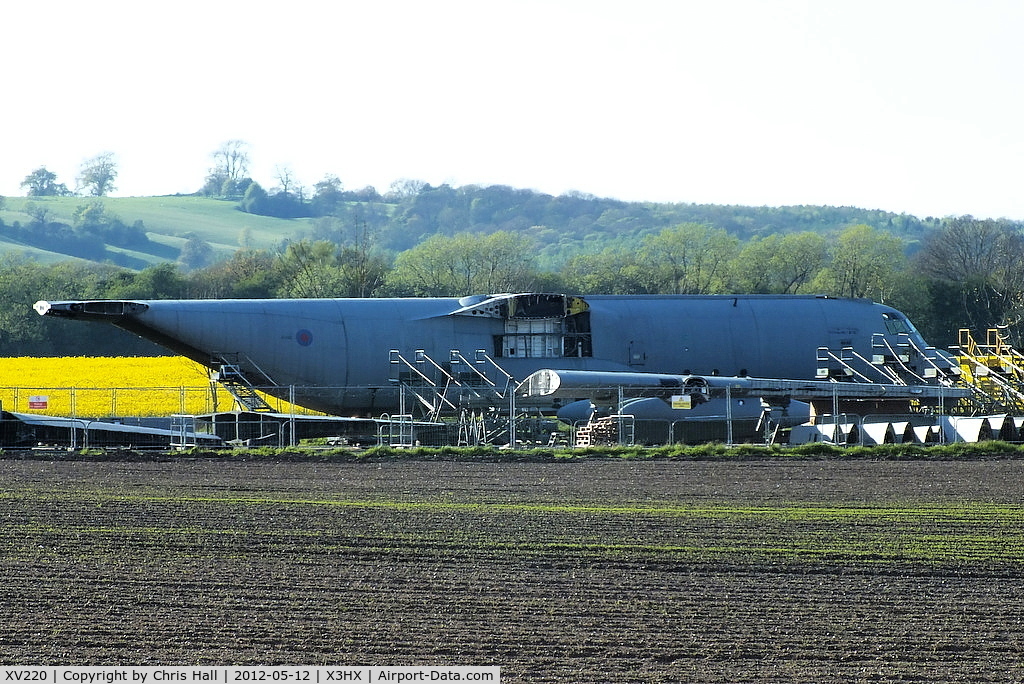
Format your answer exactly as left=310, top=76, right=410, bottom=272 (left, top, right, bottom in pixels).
left=0, top=195, right=313, bottom=266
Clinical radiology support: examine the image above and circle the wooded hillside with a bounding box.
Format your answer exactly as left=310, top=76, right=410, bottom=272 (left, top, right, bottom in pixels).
left=0, top=187, right=947, bottom=269
left=0, top=185, right=1021, bottom=356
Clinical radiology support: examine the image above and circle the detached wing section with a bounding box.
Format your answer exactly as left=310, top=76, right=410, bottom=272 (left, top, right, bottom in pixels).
left=517, top=369, right=973, bottom=405
left=517, top=369, right=700, bottom=402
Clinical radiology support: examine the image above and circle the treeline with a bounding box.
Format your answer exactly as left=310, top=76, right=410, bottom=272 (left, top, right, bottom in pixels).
left=221, top=180, right=947, bottom=266
left=6, top=215, right=1024, bottom=358
left=3, top=141, right=978, bottom=272
left=4, top=181, right=952, bottom=273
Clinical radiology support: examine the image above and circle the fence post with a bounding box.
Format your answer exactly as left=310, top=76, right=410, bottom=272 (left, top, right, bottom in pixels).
left=289, top=385, right=296, bottom=447
left=726, top=385, right=733, bottom=445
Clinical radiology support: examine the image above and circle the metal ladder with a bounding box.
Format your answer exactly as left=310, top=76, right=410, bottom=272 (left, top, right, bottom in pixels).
left=211, top=353, right=276, bottom=412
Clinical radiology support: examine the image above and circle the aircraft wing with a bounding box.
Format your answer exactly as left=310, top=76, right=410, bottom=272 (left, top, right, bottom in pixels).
left=517, top=369, right=972, bottom=404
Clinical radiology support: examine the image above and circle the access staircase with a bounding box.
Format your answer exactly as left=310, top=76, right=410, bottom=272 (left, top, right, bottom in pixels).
left=951, top=328, right=1024, bottom=414
left=815, top=332, right=953, bottom=385
left=814, top=326, right=1024, bottom=415
left=389, top=349, right=516, bottom=422
left=210, top=353, right=276, bottom=412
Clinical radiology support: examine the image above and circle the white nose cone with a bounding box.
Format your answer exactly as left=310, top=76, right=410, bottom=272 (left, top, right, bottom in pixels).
left=33, top=301, right=52, bottom=316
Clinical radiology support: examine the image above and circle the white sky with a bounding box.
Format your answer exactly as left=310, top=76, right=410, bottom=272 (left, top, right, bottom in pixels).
left=2, top=0, right=1023, bottom=219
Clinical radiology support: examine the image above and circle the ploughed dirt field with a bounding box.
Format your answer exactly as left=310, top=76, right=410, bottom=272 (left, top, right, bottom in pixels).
left=2, top=456, right=1024, bottom=682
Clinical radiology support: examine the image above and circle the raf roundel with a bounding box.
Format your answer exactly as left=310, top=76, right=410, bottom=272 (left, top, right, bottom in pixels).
left=296, top=329, right=314, bottom=347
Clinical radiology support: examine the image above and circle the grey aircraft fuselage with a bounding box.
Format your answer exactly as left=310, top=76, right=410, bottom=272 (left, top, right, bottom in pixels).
left=34, top=293, right=950, bottom=416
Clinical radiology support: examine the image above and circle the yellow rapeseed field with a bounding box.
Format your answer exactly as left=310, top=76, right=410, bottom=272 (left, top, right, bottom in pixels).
left=0, top=356, right=292, bottom=417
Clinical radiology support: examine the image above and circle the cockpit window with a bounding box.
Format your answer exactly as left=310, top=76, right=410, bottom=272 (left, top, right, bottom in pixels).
left=882, top=312, right=917, bottom=336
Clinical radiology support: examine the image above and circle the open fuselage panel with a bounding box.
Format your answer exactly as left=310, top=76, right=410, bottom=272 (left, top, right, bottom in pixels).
left=453, top=293, right=593, bottom=360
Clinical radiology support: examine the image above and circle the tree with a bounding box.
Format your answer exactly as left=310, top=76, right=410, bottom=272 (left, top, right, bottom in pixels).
left=104, top=262, right=186, bottom=299
left=261, top=164, right=309, bottom=218
left=72, top=200, right=107, bottom=227
left=773, top=232, right=829, bottom=294
left=276, top=240, right=357, bottom=298
left=348, top=186, right=381, bottom=202
left=311, top=175, right=345, bottom=215
left=212, top=140, right=250, bottom=182
left=24, top=202, right=52, bottom=225
left=811, top=224, right=906, bottom=300
left=730, top=235, right=780, bottom=293
left=473, top=231, right=537, bottom=294
left=913, top=216, right=1024, bottom=338
left=386, top=178, right=427, bottom=201
left=334, top=221, right=388, bottom=297
left=273, top=164, right=298, bottom=195
left=21, top=167, right=70, bottom=197
left=731, top=232, right=827, bottom=294
left=188, top=249, right=280, bottom=298
left=638, top=224, right=739, bottom=294
left=387, top=235, right=460, bottom=295
left=77, top=153, right=118, bottom=196
left=335, top=245, right=389, bottom=298
left=239, top=182, right=269, bottom=215
left=560, top=247, right=653, bottom=294
left=178, top=234, right=215, bottom=271
left=386, top=231, right=536, bottom=296
left=238, top=227, right=254, bottom=249
left=203, top=140, right=251, bottom=196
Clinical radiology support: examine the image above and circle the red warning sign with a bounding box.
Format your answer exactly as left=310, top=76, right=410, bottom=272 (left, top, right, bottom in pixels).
left=28, top=395, right=48, bottom=409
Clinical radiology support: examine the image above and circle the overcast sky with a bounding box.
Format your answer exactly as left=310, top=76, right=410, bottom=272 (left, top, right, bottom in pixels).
left=3, top=0, right=1022, bottom=219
